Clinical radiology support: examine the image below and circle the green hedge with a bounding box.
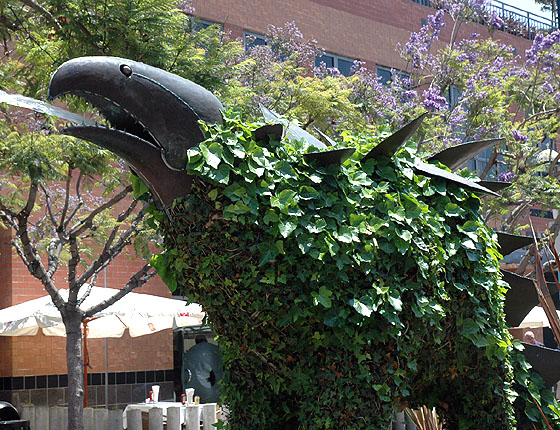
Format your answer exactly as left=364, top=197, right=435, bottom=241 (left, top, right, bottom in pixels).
left=150, top=113, right=560, bottom=429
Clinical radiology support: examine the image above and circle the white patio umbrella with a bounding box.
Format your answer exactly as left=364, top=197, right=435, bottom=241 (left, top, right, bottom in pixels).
left=0, top=287, right=204, bottom=337
left=0, top=287, right=205, bottom=406
left=521, top=305, right=557, bottom=328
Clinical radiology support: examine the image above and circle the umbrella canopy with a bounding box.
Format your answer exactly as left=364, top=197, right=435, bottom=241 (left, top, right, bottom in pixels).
left=522, top=305, right=557, bottom=328
left=0, top=287, right=204, bottom=338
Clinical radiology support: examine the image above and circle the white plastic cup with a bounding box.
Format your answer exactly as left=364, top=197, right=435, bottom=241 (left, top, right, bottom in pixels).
left=152, top=385, right=160, bottom=403
left=185, top=388, right=195, bottom=405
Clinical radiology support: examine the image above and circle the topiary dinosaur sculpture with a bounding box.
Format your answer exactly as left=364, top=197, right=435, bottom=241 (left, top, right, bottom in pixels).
left=8, top=56, right=560, bottom=429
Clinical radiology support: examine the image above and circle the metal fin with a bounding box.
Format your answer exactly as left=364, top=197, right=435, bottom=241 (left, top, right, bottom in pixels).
left=478, top=180, right=512, bottom=192
left=62, top=126, right=191, bottom=207
left=303, top=148, right=356, bottom=166
left=253, top=124, right=284, bottom=145
left=502, top=270, right=558, bottom=327
left=260, top=103, right=327, bottom=149
left=522, top=343, right=560, bottom=387
left=504, top=271, right=540, bottom=327
left=414, top=161, right=499, bottom=196
left=496, top=231, right=533, bottom=256
left=428, top=138, right=504, bottom=170
left=363, top=112, right=429, bottom=161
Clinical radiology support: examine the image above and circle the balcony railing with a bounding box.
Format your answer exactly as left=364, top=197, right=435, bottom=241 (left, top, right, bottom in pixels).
left=411, top=0, right=556, bottom=40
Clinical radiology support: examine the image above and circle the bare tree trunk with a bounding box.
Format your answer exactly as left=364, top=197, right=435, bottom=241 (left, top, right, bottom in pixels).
left=65, top=310, right=85, bottom=430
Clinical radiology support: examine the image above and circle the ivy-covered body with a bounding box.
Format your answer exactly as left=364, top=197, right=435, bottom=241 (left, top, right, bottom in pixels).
left=155, top=117, right=529, bottom=429
left=44, top=57, right=560, bottom=429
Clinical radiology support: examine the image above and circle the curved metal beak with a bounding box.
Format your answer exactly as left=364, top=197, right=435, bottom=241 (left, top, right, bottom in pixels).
left=48, top=56, right=223, bottom=208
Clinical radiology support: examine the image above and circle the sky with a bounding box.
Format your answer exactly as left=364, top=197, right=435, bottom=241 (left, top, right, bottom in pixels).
left=509, top=0, right=552, bottom=19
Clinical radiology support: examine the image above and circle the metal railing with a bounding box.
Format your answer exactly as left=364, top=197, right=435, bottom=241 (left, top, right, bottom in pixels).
left=411, top=0, right=556, bottom=39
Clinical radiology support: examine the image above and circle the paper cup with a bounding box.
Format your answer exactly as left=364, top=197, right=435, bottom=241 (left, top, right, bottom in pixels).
left=152, top=385, right=160, bottom=403
left=185, top=388, right=195, bottom=404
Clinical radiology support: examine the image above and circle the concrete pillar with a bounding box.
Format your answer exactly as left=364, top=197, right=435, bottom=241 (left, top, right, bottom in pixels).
left=393, top=411, right=406, bottom=430
left=35, top=406, right=49, bottom=430
left=48, top=407, right=64, bottom=430
left=84, top=407, right=95, bottom=430
left=21, top=405, right=35, bottom=429
left=167, top=406, right=181, bottom=430
left=94, top=408, right=108, bottom=430
left=184, top=405, right=199, bottom=430
left=126, top=409, right=142, bottom=430
left=148, top=407, right=163, bottom=430
left=202, top=403, right=217, bottom=429
left=108, top=409, right=123, bottom=430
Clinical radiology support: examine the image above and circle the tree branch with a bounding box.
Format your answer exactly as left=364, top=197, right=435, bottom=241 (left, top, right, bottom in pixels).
left=84, top=263, right=157, bottom=317
left=40, top=184, right=60, bottom=229
left=58, top=165, right=72, bottom=232
left=76, top=202, right=148, bottom=287
left=16, top=215, right=65, bottom=312
left=46, top=237, right=63, bottom=277
left=102, top=199, right=139, bottom=255
left=70, top=185, right=132, bottom=237
left=18, top=0, right=62, bottom=31
left=19, top=182, right=38, bottom=220
left=479, top=151, right=498, bottom=180
left=67, top=235, right=80, bottom=298
left=64, top=171, right=84, bottom=229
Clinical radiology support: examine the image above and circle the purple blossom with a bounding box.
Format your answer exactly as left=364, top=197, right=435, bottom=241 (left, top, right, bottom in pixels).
left=177, top=0, right=195, bottom=14
left=422, top=86, right=448, bottom=112
left=489, top=12, right=504, bottom=30
left=512, top=130, right=527, bottom=142
left=542, top=82, right=554, bottom=93
left=403, top=9, right=445, bottom=69
left=498, top=171, right=514, bottom=182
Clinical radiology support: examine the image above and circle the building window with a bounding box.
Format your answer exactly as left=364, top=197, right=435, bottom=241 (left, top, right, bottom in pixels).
left=315, top=52, right=356, bottom=76
left=530, top=209, right=554, bottom=219
left=446, top=85, right=460, bottom=109
left=191, top=18, right=221, bottom=32
left=376, top=65, right=410, bottom=86
left=243, top=31, right=267, bottom=51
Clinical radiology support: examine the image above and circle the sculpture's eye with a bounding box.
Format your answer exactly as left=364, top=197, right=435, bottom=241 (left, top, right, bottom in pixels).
left=120, top=64, right=132, bottom=77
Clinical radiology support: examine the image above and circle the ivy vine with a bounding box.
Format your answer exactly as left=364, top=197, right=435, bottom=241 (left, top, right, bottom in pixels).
left=148, top=112, right=560, bottom=429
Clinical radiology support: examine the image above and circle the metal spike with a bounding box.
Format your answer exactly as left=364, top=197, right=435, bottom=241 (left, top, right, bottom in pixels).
left=478, top=180, right=512, bottom=192
left=414, top=161, right=499, bottom=196
left=502, top=270, right=558, bottom=327
left=253, top=124, right=284, bottom=145
left=522, top=343, right=560, bottom=387
left=259, top=103, right=327, bottom=149
left=313, top=127, right=337, bottom=146
left=303, top=148, right=356, bottom=167
left=428, top=138, right=504, bottom=170
left=496, top=231, right=533, bottom=256
left=363, top=112, right=429, bottom=161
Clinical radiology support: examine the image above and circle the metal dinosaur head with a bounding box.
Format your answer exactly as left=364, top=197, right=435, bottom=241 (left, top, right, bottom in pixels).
left=48, top=56, right=223, bottom=206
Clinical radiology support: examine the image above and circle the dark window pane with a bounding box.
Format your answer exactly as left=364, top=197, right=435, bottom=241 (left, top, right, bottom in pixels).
left=315, top=55, right=334, bottom=68
left=376, top=67, right=392, bottom=86
left=337, top=59, right=353, bottom=76
left=247, top=36, right=266, bottom=48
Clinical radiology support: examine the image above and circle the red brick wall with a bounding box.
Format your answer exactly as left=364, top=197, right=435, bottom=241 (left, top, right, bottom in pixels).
left=193, top=0, right=532, bottom=70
